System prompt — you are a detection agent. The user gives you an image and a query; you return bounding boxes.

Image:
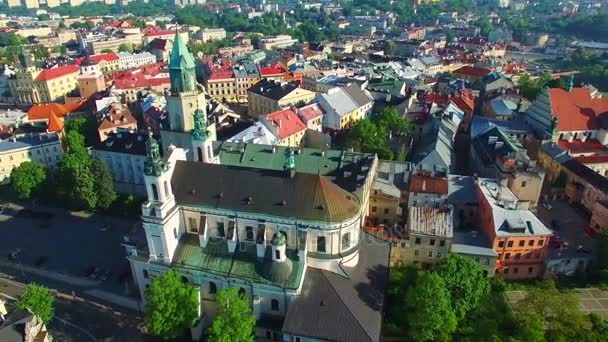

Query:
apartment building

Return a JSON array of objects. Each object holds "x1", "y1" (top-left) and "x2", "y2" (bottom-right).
[
  {"x1": 234, "y1": 63, "x2": 261, "y2": 102},
  {"x1": 316, "y1": 84, "x2": 373, "y2": 131},
  {"x1": 196, "y1": 28, "x2": 227, "y2": 43},
  {"x1": 76, "y1": 52, "x2": 120, "y2": 75},
  {"x1": 260, "y1": 108, "x2": 307, "y2": 147},
  {"x1": 9, "y1": 63, "x2": 79, "y2": 104},
  {"x1": 259, "y1": 35, "x2": 298, "y2": 50},
  {"x1": 0, "y1": 133, "x2": 63, "y2": 184},
  {"x1": 475, "y1": 178, "x2": 552, "y2": 279},
  {"x1": 86, "y1": 37, "x2": 133, "y2": 54},
  {"x1": 247, "y1": 80, "x2": 316, "y2": 118},
  {"x1": 205, "y1": 67, "x2": 237, "y2": 103},
  {"x1": 117, "y1": 52, "x2": 157, "y2": 70}
]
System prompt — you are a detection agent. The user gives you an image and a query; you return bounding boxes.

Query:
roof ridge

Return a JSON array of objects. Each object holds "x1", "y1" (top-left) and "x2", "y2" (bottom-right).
[{"x1": 320, "y1": 270, "x2": 374, "y2": 342}]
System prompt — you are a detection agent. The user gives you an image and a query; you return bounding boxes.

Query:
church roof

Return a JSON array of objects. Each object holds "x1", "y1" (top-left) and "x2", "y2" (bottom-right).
[
  {"x1": 171, "y1": 161, "x2": 361, "y2": 223},
  {"x1": 548, "y1": 87, "x2": 608, "y2": 131},
  {"x1": 169, "y1": 30, "x2": 195, "y2": 70}
]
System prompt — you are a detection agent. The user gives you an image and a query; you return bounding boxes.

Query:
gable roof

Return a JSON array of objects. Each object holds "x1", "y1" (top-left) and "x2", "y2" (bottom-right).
[
  {"x1": 248, "y1": 80, "x2": 302, "y2": 100},
  {"x1": 454, "y1": 65, "x2": 491, "y2": 78},
  {"x1": 548, "y1": 87, "x2": 608, "y2": 131},
  {"x1": 298, "y1": 103, "x2": 325, "y2": 121},
  {"x1": 265, "y1": 108, "x2": 307, "y2": 139},
  {"x1": 27, "y1": 101, "x2": 86, "y2": 121},
  {"x1": 171, "y1": 161, "x2": 361, "y2": 223},
  {"x1": 410, "y1": 174, "x2": 449, "y2": 194},
  {"x1": 317, "y1": 87, "x2": 359, "y2": 117},
  {"x1": 47, "y1": 112, "x2": 64, "y2": 132},
  {"x1": 282, "y1": 232, "x2": 389, "y2": 342},
  {"x1": 34, "y1": 65, "x2": 79, "y2": 81}
]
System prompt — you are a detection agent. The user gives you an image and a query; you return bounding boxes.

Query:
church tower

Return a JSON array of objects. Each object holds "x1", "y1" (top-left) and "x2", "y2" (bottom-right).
[
  {"x1": 192, "y1": 109, "x2": 218, "y2": 164},
  {"x1": 161, "y1": 30, "x2": 212, "y2": 160},
  {"x1": 78, "y1": 51, "x2": 106, "y2": 98}
]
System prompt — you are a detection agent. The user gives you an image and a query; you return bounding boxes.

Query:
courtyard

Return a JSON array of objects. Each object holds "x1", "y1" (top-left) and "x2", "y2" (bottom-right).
[{"x1": 506, "y1": 287, "x2": 608, "y2": 320}]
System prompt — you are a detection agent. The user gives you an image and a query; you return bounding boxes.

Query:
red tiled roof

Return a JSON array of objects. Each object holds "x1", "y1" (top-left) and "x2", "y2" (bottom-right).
[
  {"x1": 27, "y1": 101, "x2": 86, "y2": 121},
  {"x1": 259, "y1": 66, "x2": 285, "y2": 76},
  {"x1": 548, "y1": 87, "x2": 608, "y2": 131},
  {"x1": 98, "y1": 105, "x2": 137, "y2": 130},
  {"x1": 47, "y1": 112, "x2": 64, "y2": 132},
  {"x1": 297, "y1": 103, "x2": 324, "y2": 121},
  {"x1": 575, "y1": 155, "x2": 608, "y2": 164},
  {"x1": 34, "y1": 65, "x2": 79, "y2": 81},
  {"x1": 209, "y1": 70, "x2": 235, "y2": 80},
  {"x1": 409, "y1": 174, "x2": 449, "y2": 195},
  {"x1": 558, "y1": 139, "x2": 608, "y2": 155},
  {"x1": 453, "y1": 66, "x2": 491, "y2": 78},
  {"x1": 265, "y1": 108, "x2": 307, "y2": 139},
  {"x1": 145, "y1": 28, "x2": 186, "y2": 37}
]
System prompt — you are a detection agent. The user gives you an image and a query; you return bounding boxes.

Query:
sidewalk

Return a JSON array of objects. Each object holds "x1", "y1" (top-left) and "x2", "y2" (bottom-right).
[{"x1": 0, "y1": 259, "x2": 99, "y2": 287}]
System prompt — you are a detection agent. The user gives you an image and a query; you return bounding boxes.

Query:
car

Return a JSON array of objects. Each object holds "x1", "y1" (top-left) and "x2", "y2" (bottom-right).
[{"x1": 542, "y1": 202, "x2": 552, "y2": 210}]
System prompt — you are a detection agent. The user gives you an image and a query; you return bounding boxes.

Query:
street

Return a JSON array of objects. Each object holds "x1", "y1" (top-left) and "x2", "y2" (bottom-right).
[{"x1": 0, "y1": 276, "x2": 147, "y2": 341}]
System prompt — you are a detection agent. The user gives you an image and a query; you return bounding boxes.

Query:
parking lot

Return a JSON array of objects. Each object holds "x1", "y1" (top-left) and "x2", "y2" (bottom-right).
[
  {"x1": 0, "y1": 203, "x2": 137, "y2": 291},
  {"x1": 506, "y1": 287, "x2": 608, "y2": 320},
  {"x1": 535, "y1": 199, "x2": 595, "y2": 252}
]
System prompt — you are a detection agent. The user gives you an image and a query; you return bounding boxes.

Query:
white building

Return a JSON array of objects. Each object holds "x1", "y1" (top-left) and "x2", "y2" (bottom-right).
[
  {"x1": 197, "y1": 28, "x2": 227, "y2": 43},
  {"x1": 117, "y1": 52, "x2": 158, "y2": 70},
  {"x1": 259, "y1": 35, "x2": 298, "y2": 50},
  {"x1": 0, "y1": 133, "x2": 63, "y2": 184}
]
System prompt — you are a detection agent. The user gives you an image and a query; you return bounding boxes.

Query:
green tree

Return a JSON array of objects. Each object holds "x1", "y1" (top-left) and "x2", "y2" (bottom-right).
[
  {"x1": 60, "y1": 153, "x2": 97, "y2": 209},
  {"x1": 145, "y1": 270, "x2": 199, "y2": 339},
  {"x1": 514, "y1": 280, "x2": 592, "y2": 341},
  {"x1": 10, "y1": 161, "x2": 47, "y2": 199},
  {"x1": 16, "y1": 284, "x2": 55, "y2": 324},
  {"x1": 350, "y1": 119, "x2": 394, "y2": 159},
  {"x1": 207, "y1": 287, "x2": 255, "y2": 342},
  {"x1": 118, "y1": 43, "x2": 132, "y2": 53},
  {"x1": 435, "y1": 253, "x2": 489, "y2": 322},
  {"x1": 100, "y1": 48, "x2": 113, "y2": 53},
  {"x1": 406, "y1": 272, "x2": 457, "y2": 341},
  {"x1": 91, "y1": 158, "x2": 116, "y2": 210},
  {"x1": 371, "y1": 106, "x2": 412, "y2": 136}
]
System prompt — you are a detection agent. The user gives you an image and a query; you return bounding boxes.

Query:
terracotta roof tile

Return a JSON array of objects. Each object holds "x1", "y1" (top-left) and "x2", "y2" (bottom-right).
[
  {"x1": 27, "y1": 101, "x2": 86, "y2": 121},
  {"x1": 409, "y1": 174, "x2": 449, "y2": 195},
  {"x1": 549, "y1": 87, "x2": 608, "y2": 131},
  {"x1": 47, "y1": 112, "x2": 64, "y2": 132},
  {"x1": 34, "y1": 65, "x2": 79, "y2": 81},
  {"x1": 453, "y1": 66, "x2": 491, "y2": 78},
  {"x1": 265, "y1": 108, "x2": 307, "y2": 139}
]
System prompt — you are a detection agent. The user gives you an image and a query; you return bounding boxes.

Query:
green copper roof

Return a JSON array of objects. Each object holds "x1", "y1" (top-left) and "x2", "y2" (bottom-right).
[
  {"x1": 214, "y1": 141, "x2": 373, "y2": 177},
  {"x1": 169, "y1": 30, "x2": 195, "y2": 70},
  {"x1": 172, "y1": 235, "x2": 304, "y2": 289},
  {"x1": 271, "y1": 233, "x2": 286, "y2": 246}
]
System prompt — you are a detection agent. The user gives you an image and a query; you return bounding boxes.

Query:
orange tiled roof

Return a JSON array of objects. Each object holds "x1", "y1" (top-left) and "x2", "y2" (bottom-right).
[
  {"x1": 27, "y1": 101, "x2": 86, "y2": 121},
  {"x1": 265, "y1": 108, "x2": 307, "y2": 139},
  {"x1": 409, "y1": 174, "x2": 449, "y2": 195},
  {"x1": 47, "y1": 112, "x2": 64, "y2": 132},
  {"x1": 548, "y1": 87, "x2": 608, "y2": 131}
]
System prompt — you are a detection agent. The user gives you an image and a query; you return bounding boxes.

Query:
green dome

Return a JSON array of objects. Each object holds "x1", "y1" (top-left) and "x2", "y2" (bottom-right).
[{"x1": 271, "y1": 233, "x2": 286, "y2": 246}]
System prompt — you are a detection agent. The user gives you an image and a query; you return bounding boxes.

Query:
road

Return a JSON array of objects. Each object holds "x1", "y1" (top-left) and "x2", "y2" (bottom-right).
[{"x1": 0, "y1": 276, "x2": 147, "y2": 342}]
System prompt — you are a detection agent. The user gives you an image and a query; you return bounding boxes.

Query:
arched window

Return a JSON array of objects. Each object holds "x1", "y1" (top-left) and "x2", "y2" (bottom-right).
[
  {"x1": 271, "y1": 299, "x2": 279, "y2": 311},
  {"x1": 209, "y1": 281, "x2": 217, "y2": 294},
  {"x1": 238, "y1": 287, "x2": 246, "y2": 298},
  {"x1": 151, "y1": 183, "x2": 159, "y2": 201},
  {"x1": 164, "y1": 181, "x2": 169, "y2": 198},
  {"x1": 197, "y1": 147, "x2": 203, "y2": 161},
  {"x1": 275, "y1": 250, "x2": 280, "y2": 259},
  {"x1": 142, "y1": 270, "x2": 149, "y2": 279}
]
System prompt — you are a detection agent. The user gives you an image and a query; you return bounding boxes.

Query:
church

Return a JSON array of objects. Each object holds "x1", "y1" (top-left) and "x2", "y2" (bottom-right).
[{"x1": 126, "y1": 32, "x2": 390, "y2": 342}]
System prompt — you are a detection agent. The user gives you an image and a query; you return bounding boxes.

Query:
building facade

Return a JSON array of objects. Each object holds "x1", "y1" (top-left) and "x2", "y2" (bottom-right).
[{"x1": 0, "y1": 133, "x2": 63, "y2": 184}]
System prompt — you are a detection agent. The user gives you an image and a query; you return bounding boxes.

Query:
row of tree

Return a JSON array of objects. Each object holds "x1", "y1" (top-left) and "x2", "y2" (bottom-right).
[{"x1": 387, "y1": 253, "x2": 608, "y2": 341}]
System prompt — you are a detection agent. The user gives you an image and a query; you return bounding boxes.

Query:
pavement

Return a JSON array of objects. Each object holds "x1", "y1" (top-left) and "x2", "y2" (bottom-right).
[{"x1": 506, "y1": 287, "x2": 608, "y2": 320}]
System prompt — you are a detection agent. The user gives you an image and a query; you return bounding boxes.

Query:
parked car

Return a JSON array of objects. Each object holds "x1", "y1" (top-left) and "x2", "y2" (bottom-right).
[{"x1": 542, "y1": 202, "x2": 552, "y2": 210}]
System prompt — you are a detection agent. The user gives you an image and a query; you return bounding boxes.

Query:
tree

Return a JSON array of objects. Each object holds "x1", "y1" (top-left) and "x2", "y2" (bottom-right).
[
  {"x1": 435, "y1": 254, "x2": 489, "y2": 322},
  {"x1": 350, "y1": 119, "x2": 394, "y2": 159},
  {"x1": 207, "y1": 287, "x2": 255, "y2": 342},
  {"x1": 514, "y1": 280, "x2": 592, "y2": 341},
  {"x1": 406, "y1": 272, "x2": 457, "y2": 341},
  {"x1": 10, "y1": 161, "x2": 47, "y2": 200},
  {"x1": 91, "y1": 158, "x2": 117, "y2": 210},
  {"x1": 100, "y1": 48, "x2": 113, "y2": 53},
  {"x1": 145, "y1": 270, "x2": 199, "y2": 339},
  {"x1": 60, "y1": 153, "x2": 97, "y2": 210},
  {"x1": 118, "y1": 43, "x2": 132, "y2": 53},
  {"x1": 16, "y1": 284, "x2": 55, "y2": 324},
  {"x1": 371, "y1": 106, "x2": 412, "y2": 136}
]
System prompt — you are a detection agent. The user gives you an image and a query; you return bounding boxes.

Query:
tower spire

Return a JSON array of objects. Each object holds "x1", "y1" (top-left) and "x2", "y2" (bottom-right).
[
  {"x1": 144, "y1": 131, "x2": 167, "y2": 176},
  {"x1": 169, "y1": 28, "x2": 196, "y2": 93}
]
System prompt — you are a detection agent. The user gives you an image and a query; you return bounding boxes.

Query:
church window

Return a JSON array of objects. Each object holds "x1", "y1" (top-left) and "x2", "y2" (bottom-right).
[
  {"x1": 317, "y1": 236, "x2": 326, "y2": 253},
  {"x1": 342, "y1": 233, "x2": 351, "y2": 250},
  {"x1": 209, "y1": 281, "x2": 217, "y2": 294},
  {"x1": 151, "y1": 184, "x2": 159, "y2": 201},
  {"x1": 271, "y1": 299, "x2": 279, "y2": 311},
  {"x1": 143, "y1": 270, "x2": 149, "y2": 279},
  {"x1": 275, "y1": 250, "x2": 280, "y2": 259},
  {"x1": 197, "y1": 147, "x2": 203, "y2": 161},
  {"x1": 188, "y1": 217, "x2": 198, "y2": 233},
  {"x1": 217, "y1": 222, "x2": 225, "y2": 237},
  {"x1": 245, "y1": 226, "x2": 254, "y2": 241}
]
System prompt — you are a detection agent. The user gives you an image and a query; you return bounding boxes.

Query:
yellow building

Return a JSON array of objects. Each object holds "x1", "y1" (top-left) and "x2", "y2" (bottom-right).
[
  {"x1": 0, "y1": 133, "x2": 63, "y2": 184},
  {"x1": 205, "y1": 69, "x2": 238, "y2": 103},
  {"x1": 9, "y1": 60, "x2": 80, "y2": 104},
  {"x1": 247, "y1": 80, "x2": 316, "y2": 118}
]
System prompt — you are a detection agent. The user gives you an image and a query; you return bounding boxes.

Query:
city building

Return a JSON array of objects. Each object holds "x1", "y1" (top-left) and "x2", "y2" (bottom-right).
[
  {"x1": 296, "y1": 103, "x2": 324, "y2": 132},
  {"x1": 204, "y1": 66, "x2": 237, "y2": 103},
  {"x1": 233, "y1": 63, "x2": 262, "y2": 103},
  {"x1": 196, "y1": 28, "x2": 227, "y2": 43},
  {"x1": 316, "y1": 84, "x2": 373, "y2": 131},
  {"x1": 259, "y1": 35, "x2": 298, "y2": 50},
  {"x1": 78, "y1": 53, "x2": 107, "y2": 98},
  {"x1": 117, "y1": 52, "x2": 158, "y2": 70},
  {"x1": 247, "y1": 80, "x2": 316, "y2": 118},
  {"x1": 368, "y1": 161, "x2": 411, "y2": 227},
  {"x1": 91, "y1": 131, "x2": 150, "y2": 195},
  {"x1": 76, "y1": 52, "x2": 120, "y2": 75},
  {"x1": 8, "y1": 49, "x2": 79, "y2": 104},
  {"x1": 451, "y1": 231, "x2": 498, "y2": 276},
  {"x1": 97, "y1": 103, "x2": 138, "y2": 142},
  {"x1": 0, "y1": 133, "x2": 63, "y2": 184},
  {"x1": 86, "y1": 37, "x2": 134, "y2": 55},
  {"x1": 475, "y1": 178, "x2": 552, "y2": 279},
  {"x1": 260, "y1": 108, "x2": 307, "y2": 147}
]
